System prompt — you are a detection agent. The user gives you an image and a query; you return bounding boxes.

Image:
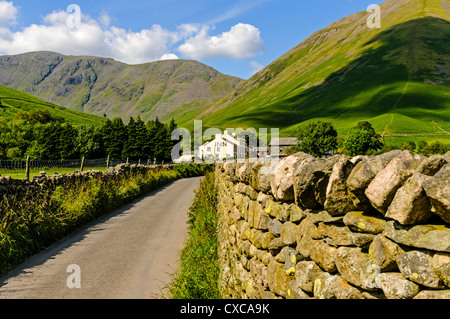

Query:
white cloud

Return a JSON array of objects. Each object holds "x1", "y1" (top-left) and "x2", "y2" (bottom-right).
[
  {"x1": 105, "y1": 25, "x2": 179, "y2": 64},
  {"x1": 177, "y1": 23, "x2": 201, "y2": 38},
  {"x1": 0, "y1": 1, "x2": 17, "y2": 27},
  {"x1": 0, "y1": 5, "x2": 178, "y2": 64},
  {"x1": 177, "y1": 23, "x2": 264, "y2": 60},
  {"x1": 99, "y1": 11, "x2": 111, "y2": 27},
  {"x1": 0, "y1": 2, "x2": 264, "y2": 65}
]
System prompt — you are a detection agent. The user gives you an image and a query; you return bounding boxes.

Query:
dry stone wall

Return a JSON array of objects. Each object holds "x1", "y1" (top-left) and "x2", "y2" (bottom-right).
[
  {"x1": 0, "y1": 163, "x2": 173, "y2": 210},
  {"x1": 216, "y1": 150, "x2": 450, "y2": 299}
]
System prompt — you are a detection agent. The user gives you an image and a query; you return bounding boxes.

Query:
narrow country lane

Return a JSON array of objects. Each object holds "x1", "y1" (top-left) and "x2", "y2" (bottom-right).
[{"x1": 0, "y1": 177, "x2": 202, "y2": 299}]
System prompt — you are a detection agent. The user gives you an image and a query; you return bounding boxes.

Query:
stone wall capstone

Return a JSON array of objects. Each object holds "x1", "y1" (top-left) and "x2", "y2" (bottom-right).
[{"x1": 216, "y1": 150, "x2": 450, "y2": 299}]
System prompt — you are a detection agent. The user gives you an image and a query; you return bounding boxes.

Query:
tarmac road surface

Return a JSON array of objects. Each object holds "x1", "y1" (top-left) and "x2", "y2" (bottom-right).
[{"x1": 0, "y1": 177, "x2": 202, "y2": 299}]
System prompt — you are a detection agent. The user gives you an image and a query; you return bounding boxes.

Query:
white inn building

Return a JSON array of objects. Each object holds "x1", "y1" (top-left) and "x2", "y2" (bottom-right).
[{"x1": 198, "y1": 130, "x2": 246, "y2": 161}]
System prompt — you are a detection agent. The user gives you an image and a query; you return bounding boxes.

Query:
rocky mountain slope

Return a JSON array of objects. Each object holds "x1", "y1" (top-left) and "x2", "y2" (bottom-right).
[{"x1": 0, "y1": 52, "x2": 242, "y2": 125}]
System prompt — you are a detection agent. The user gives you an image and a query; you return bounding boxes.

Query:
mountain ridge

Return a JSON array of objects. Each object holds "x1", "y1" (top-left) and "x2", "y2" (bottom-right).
[{"x1": 0, "y1": 51, "x2": 243, "y2": 126}]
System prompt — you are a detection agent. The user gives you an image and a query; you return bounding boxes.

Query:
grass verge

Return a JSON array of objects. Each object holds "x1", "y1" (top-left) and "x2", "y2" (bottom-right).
[{"x1": 168, "y1": 170, "x2": 220, "y2": 299}]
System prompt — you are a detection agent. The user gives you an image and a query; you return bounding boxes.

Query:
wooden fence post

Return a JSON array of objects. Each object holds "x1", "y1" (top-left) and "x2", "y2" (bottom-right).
[
  {"x1": 26, "y1": 156, "x2": 30, "y2": 180},
  {"x1": 80, "y1": 157, "x2": 85, "y2": 172},
  {"x1": 106, "y1": 155, "x2": 110, "y2": 169}
]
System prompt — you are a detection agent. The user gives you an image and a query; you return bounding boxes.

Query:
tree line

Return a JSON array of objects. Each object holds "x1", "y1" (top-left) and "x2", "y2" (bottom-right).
[
  {"x1": 289, "y1": 120, "x2": 448, "y2": 157},
  {"x1": 0, "y1": 109, "x2": 178, "y2": 161}
]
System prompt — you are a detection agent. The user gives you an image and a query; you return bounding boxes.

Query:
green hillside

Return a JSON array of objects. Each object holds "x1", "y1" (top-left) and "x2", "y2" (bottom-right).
[
  {"x1": 201, "y1": 0, "x2": 450, "y2": 146},
  {"x1": 0, "y1": 85, "x2": 106, "y2": 126}
]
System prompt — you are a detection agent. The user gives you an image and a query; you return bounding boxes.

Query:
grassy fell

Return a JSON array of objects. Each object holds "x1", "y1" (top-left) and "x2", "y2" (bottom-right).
[
  {"x1": 0, "y1": 85, "x2": 106, "y2": 127},
  {"x1": 201, "y1": 0, "x2": 450, "y2": 146}
]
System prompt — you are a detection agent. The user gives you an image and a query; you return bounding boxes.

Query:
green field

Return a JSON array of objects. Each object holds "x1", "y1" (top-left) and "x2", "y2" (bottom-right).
[
  {"x1": 383, "y1": 135, "x2": 450, "y2": 148},
  {"x1": 0, "y1": 85, "x2": 106, "y2": 127}
]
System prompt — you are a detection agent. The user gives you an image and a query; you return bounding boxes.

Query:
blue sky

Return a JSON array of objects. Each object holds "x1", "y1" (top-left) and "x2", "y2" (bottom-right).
[{"x1": 0, "y1": 0, "x2": 383, "y2": 79}]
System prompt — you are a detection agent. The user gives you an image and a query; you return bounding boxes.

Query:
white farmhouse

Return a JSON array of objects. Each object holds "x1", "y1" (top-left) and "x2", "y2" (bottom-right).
[{"x1": 198, "y1": 130, "x2": 246, "y2": 161}]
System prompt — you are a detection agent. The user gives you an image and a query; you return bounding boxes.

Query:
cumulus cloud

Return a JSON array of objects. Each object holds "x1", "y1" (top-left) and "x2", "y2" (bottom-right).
[
  {"x1": 0, "y1": 5, "x2": 178, "y2": 64},
  {"x1": 0, "y1": 2, "x2": 264, "y2": 65},
  {"x1": 177, "y1": 23, "x2": 264, "y2": 60},
  {"x1": 0, "y1": 0, "x2": 17, "y2": 27}
]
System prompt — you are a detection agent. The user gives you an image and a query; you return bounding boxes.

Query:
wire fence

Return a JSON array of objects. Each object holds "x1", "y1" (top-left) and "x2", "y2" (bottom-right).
[{"x1": 0, "y1": 157, "x2": 169, "y2": 176}]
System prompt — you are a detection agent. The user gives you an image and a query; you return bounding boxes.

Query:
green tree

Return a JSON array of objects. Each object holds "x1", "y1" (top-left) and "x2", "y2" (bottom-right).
[
  {"x1": 123, "y1": 117, "x2": 151, "y2": 159},
  {"x1": 37, "y1": 122, "x2": 78, "y2": 160},
  {"x1": 6, "y1": 147, "x2": 21, "y2": 160},
  {"x1": 76, "y1": 126, "x2": 104, "y2": 159},
  {"x1": 101, "y1": 117, "x2": 127, "y2": 159},
  {"x1": 14, "y1": 109, "x2": 64, "y2": 125},
  {"x1": 343, "y1": 121, "x2": 383, "y2": 156},
  {"x1": 401, "y1": 141, "x2": 416, "y2": 152},
  {"x1": 425, "y1": 141, "x2": 448, "y2": 155},
  {"x1": 148, "y1": 117, "x2": 168, "y2": 161},
  {"x1": 165, "y1": 119, "x2": 178, "y2": 161},
  {"x1": 292, "y1": 121, "x2": 337, "y2": 157},
  {"x1": 417, "y1": 141, "x2": 429, "y2": 154}
]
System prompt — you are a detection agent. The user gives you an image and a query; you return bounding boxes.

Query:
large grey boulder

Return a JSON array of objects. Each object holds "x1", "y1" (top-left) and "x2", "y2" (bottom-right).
[
  {"x1": 286, "y1": 280, "x2": 311, "y2": 299},
  {"x1": 280, "y1": 221, "x2": 298, "y2": 246},
  {"x1": 309, "y1": 240, "x2": 338, "y2": 273},
  {"x1": 335, "y1": 247, "x2": 378, "y2": 291},
  {"x1": 324, "y1": 157, "x2": 357, "y2": 216},
  {"x1": 385, "y1": 172, "x2": 433, "y2": 225},
  {"x1": 237, "y1": 161, "x2": 254, "y2": 184},
  {"x1": 383, "y1": 222, "x2": 450, "y2": 252},
  {"x1": 270, "y1": 152, "x2": 313, "y2": 202},
  {"x1": 347, "y1": 150, "x2": 401, "y2": 210},
  {"x1": 294, "y1": 156, "x2": 341, "y2": 209},
  {"x1": 295, "y1": 260, "x2": 324, "y2": 293},
  {"x1": 397, "y1": 250, "x2": 445, "y2": 289},
  {"x1": 251, "y1": 161, "x2": 275, "y2": 193},
  {"x1": 432, "y1": 253, "x2": 450, "y2": 288},
  {"x1": 369, "y1": 234, "x2": 404, "y2": 271},
  {"x1": 313, "y1": 273, "x2": 364, "y2": 299},
  {"x1": 365, "y1": 150, "x2": 426, "y2": 215},
  {"x1": 422, "y1": 164, "x2": 450, "y2": 223},
  {"x1": 343, "y1": 211, "x2": 387, "y2": 234},
  {"x1": 316, "y1": 223, "x2": 375, "y2": 247},
  {"x1": 414, "y1": 290, "x2": 450, "y2": 299},
  {"x1": 379, "y1": 273, "x2": 420, "y2": 299}
]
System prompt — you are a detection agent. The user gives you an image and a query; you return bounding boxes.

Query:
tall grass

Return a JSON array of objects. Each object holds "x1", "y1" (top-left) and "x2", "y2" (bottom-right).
[
  {"x1": 168, "y1": 170, "x2": 220, "y2": 299},
  {"x1": 0, "y1": 164, "x2": 209, "y2": 275}
]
